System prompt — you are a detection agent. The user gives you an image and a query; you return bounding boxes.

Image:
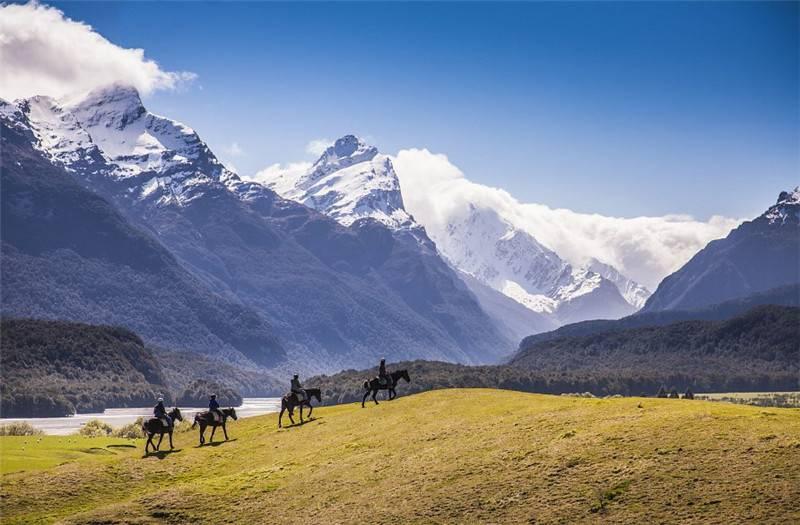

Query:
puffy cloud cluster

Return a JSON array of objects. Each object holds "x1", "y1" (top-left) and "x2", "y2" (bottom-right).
[
  {"x1": 0, "y1": 2, "x2": 195, "y2": 101},
  {"x1": 391, "y1": 148, "x2": 743, "y2": 290},
  {"x1": 247, "y1": 161, "x2": 312, "y2": 189},
  {"x1": 305, "y1": 138, "x2": 333, "y2": 157}
]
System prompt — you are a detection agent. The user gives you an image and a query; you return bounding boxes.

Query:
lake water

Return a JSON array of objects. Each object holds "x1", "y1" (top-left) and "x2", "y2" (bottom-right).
[{"x1": 2, "y1": 397, "x2": 281, "y2": 435}]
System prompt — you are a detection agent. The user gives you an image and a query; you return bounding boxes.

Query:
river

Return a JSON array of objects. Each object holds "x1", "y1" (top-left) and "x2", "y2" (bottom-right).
[{"x1": 2, "y1": 398, "x2": 281, "y2": 435}]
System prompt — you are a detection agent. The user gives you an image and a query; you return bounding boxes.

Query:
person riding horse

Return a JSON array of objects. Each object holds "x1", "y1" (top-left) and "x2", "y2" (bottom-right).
[
  {"x1": 154, "y1": 396, "x2": 172, "y2": 428},
  {"x1": 378, "y1": 358, "x2": 390, "y2": 387},
  {"x1": 291, "y1": 374, "x2": 307, "y2": 402},
  {"x1": 209, "y1": 394, "x2": 223, "y2": 423}
]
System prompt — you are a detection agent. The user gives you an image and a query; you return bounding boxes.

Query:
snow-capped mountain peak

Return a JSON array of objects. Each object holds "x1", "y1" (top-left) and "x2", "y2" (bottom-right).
[
  {"x1": 2, "y1": 84, "x2": 254, "y2": 207},
  {"x1": 764, "y1": 187, "x2": 800, "y2": 225},
  {"x1": 306, "y1": 135, "x2": 378, "y2": 181},
  {"x1": 261, "y1": 134, "x2": 417, "y2": 230},
  {"x1": 585, "y1": 258, "x2": 651, "y2": 309}
]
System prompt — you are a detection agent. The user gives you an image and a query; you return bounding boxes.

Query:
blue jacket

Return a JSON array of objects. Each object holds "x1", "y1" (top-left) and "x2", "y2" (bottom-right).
[
  {"x1": 209, "y1": 399, "x2": 220, "y2": 410},
  {"x1": 154, "y1": 402, "x2": 166, "y2": 417}
]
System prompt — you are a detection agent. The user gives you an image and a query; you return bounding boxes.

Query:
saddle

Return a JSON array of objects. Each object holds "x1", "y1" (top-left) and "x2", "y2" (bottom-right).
[
  {"x1": 210, "y1": 411, "x2": 222, "y2": 423},
  {"x1": 158, "y1": 417, "x2": 170, "y2": 428},
  {"x1": 292, "y1": 390, "x2": 306, "y2": 403},
  {"x1": 377, "y1": 376, "x2": 391, "y2": 387}
]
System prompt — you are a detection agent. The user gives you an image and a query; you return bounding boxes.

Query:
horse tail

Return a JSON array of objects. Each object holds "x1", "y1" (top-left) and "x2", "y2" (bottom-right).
[{"x1": 363, "y1": 380, "x2": 370, "y2": 390}]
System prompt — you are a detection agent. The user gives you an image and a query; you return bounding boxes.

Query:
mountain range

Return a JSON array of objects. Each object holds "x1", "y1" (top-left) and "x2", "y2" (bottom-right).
[
  {"x1": 260, "y1": 135, "x2": 651, "y2": 334},
  {"x1": 2, "y1": 83, "x2": 797, "y2": 381},
  {"x1": 0, "y1": 86, "x2": 511, "y2": 373}
]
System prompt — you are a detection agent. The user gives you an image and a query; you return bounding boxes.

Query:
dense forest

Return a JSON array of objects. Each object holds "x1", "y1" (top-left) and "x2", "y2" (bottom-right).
[
  {"x1": 519, "y1": 284, "x2": 799, "y2": 350},
  {"x1": 1, "y1": 319, "x2": 170, "y2": 416},
  {"x1": 512, "y1": 305, "x2": 799, "y2": 390},
  {"x1": 156, "y1": 350, "x2": 282, "y2": 397},
  {"x1": 176, "y1": 379, "x2": 243, "y2": 408},
  {"x1": 310, "y1": 306, "x2": 799, "y2": 404},
  {"x1": 1, "y1": 319, "x2": 248, "y2": 417}
]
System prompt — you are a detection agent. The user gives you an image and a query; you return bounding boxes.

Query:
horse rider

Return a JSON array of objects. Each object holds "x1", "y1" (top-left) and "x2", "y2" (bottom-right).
[
  {"x1": 291, "y1": 374, "x2": 307, "y2": 402},
  {"x1": 378, "y1": 358, "x2": 390, "y2": 386},
  {"x1": 209, "y1": 393, "x2": 223, "y2": 423},
  {"x1": 154, "y1": 396, "x2": 171, "y2": 428}
]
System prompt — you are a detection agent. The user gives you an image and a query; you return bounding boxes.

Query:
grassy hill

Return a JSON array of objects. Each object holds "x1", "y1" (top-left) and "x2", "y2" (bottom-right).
[{"x1": 2, "y1": 389, "x2": 799, "y2": 524}]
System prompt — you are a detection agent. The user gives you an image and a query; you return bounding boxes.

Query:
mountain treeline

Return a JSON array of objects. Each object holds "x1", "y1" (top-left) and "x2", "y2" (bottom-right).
[
  {"x1": 1, "y1": 319, "x2": 169, "y2": 417},
  {"x1": 0, "y1": 318, "x2": 250, "y2": 417},
  {"x1": 309, "y1": 306, "x2": 799, "y2": 404},
  {"x1": 512, "y1": 305, "x2": 799, "y2": 389}
]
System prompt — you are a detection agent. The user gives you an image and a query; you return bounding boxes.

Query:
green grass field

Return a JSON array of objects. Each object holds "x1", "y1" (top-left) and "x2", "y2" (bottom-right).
[
  {"x1": 1, "y1": 389, "x2": 799, "y2": 524},
  {"x1": 0, "y1": 435, "x2": 138, "y2": 475}
]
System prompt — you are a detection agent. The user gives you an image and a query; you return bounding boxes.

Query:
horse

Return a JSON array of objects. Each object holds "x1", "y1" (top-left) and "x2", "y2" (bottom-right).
[
  {"x1": 278, "y1": 388, "x2": 322, "y2": 428},
  {"x1": 191, "y1": 407, "x2": 238, "y2": 445},
  {"x1": 142, "y1": 407, "x2": 183, "y2": 453},
  {"x1": 362, "y1": 369, "x2": 411, "y2": 407}
]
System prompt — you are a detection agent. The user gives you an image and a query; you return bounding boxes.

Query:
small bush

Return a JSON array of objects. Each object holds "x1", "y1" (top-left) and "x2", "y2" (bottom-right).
[
  {"x1": 0, "y1": 422, "x2": 44, "y2": 436},
  {"x1": 79, "y1": 419, "x2": 113, "y2": 437},
  {"x1": 113, "y1": 417, "x2": 145, "y2": 439}
]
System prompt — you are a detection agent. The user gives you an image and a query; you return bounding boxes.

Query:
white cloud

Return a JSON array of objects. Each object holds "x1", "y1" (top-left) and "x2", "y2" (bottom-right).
[
  {"x1": 305, "y1": 138, "x2": 332, "y2": 157},
  {"x1": 391, "y1": 148, "x2": 743, "y2": 290},
  {"x1": 224, "y1": 142, "x2": 244, "y2": 157},
  {"x1": 0, "y1": 3, "x2": 196, "y2": 101},
  {"x1": 243, "y1": 161, "x2": 312, "y2": 194}
]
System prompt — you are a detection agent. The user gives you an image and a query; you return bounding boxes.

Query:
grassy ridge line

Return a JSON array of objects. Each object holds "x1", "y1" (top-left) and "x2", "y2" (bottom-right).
[{"x1": 1, "y1": 389, "x2": 799, "y2": 524}]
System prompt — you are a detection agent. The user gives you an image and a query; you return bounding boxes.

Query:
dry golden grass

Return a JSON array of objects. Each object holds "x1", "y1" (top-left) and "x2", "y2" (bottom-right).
[{"x1": 2, "y1": 389, "x2": 799, "y2": 524}]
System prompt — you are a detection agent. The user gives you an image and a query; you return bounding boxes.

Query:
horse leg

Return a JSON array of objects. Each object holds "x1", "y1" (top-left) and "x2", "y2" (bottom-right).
[
  {"x1": 145, "y1": 433, "x2": 152, "y2": 453},
  {"x1": 362, "y1": 390, "x2": 370, "y2": 408},
  {"x1": 223, "y1": 423, "x2": 229, "y2": 441},
  {"x1": 300, "y1": 405, "x2": 304, "y2": 424},
  {"x1": 156, "y1": 433, "x2": 164, "y2": 451},
  {"x1": 388, "y1": 388, "x2": 395, "y2": 400},
  {"x1": 288, "y1": 408, "x2": 295, "y2": 426},
  {"x1": 372, "y1": 388, "x2": 379, "y2": 405},
  {"x1": 279, "y1": 406, "x2": 285, "y2": 428},
  {"x1": 210, "y1": 425, "x2": 216, "y2": 443},
  {"x1": 169, "y1": 431, "x2": 174, "y2": 450},
  {"x1": 307, "y1": 403, "x2": 313, "y2": 419},
  {"x1": 199, "y1": 423, "x2": 205, "y2": 445}
]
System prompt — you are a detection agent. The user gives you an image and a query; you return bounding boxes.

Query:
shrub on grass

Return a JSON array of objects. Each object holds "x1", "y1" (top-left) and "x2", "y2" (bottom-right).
[
  {"x1": 113, "y1": 417, "x2": 145, "y2": 439},
  {"x1": 0, "y1": 422, "x2": 44, "y2": 436},
  {"x1": 79, "y1": 419, "x2": 113, "y2": 437}
]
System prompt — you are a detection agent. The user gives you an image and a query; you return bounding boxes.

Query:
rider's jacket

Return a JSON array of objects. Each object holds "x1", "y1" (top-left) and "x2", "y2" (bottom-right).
[
  {"x1": 154, "y1": 402, "x2": 166, "y2": 417},
  {"x1": 209, "y1": 399, "x2": 220, "y2": 411},
  {"x1": 379, "y1": 360, "x2": 387, "y2": 378},
  {"x1": 291, "y1": 378, "x2": 303, "y2": 392}
]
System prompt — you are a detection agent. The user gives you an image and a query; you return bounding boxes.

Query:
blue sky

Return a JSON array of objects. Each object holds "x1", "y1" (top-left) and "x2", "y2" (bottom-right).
[{"x1": 45, "y1": 2, "x2": 800, "y2": 219}]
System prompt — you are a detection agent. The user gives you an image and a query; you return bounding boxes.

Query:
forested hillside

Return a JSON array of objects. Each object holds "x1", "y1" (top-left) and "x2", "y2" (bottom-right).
[
  {"x1": 519, "y1": 284, "x2": 799, "y2": 349},
  {"x1": 310, "y1": 306, "x2": 799, "y2": 404},
  {"x1": 512, "y1": 305, "x2": 799, "y2": 390},
  {"x1": 1, "y1": 319, "x2": 169, "y2": 417}
]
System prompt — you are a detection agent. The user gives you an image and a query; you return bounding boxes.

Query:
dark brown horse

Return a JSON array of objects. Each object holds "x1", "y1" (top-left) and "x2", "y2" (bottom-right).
[
  {"x1": 142, "y1": 407, "x2": 183, "y2": 453},
  {"x1": 279, "y1": 388, "x2": 321, "y2": 428},
  {"x1": 191, "y1": 407, "x2": 238, "y2": 445},
  {"x1": 362, "y1": 369, "x2": 410, "y2": 407}
]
